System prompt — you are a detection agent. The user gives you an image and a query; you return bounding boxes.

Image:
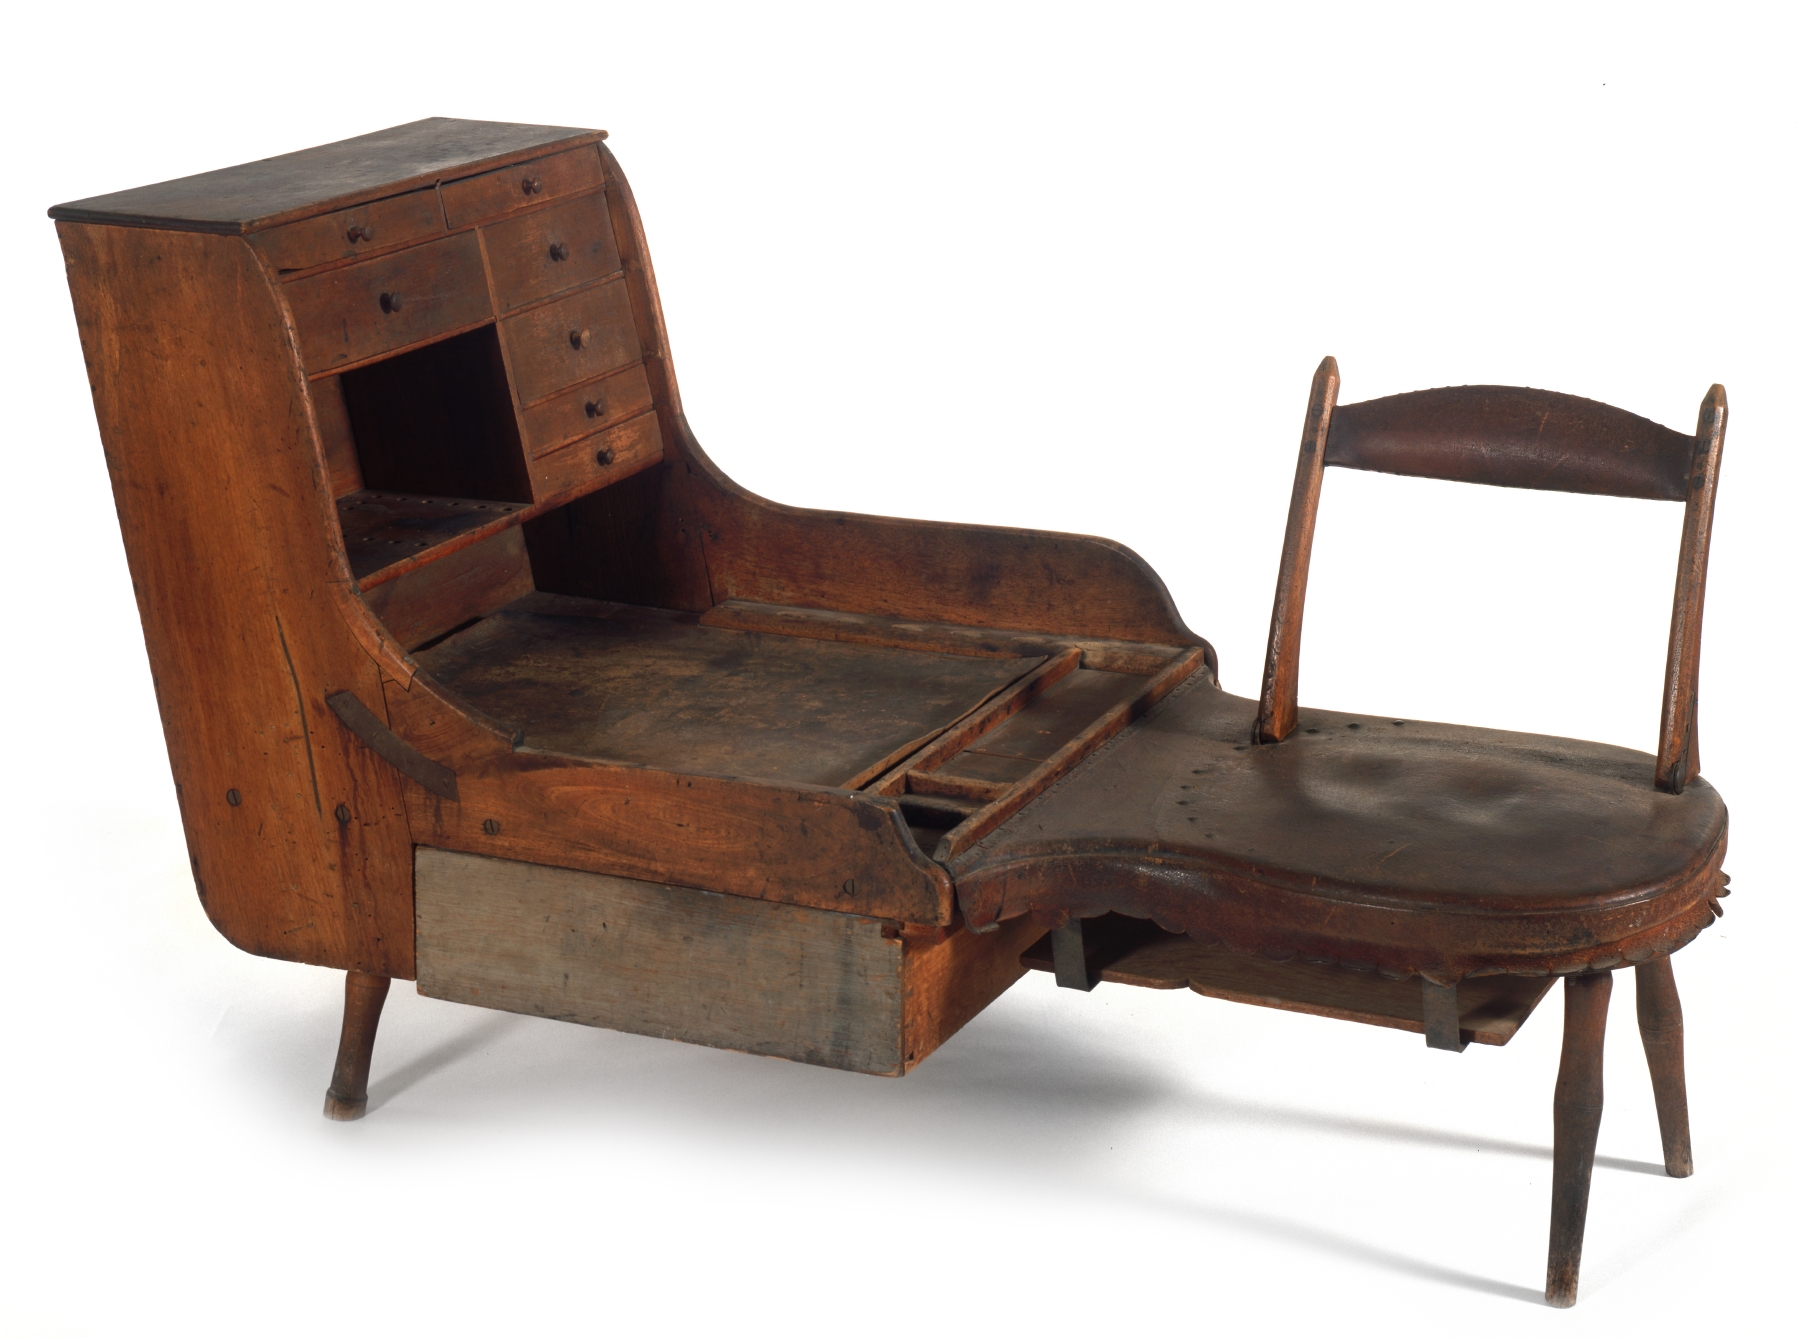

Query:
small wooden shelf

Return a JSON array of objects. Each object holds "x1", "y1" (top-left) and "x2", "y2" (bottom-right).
[
  {"x1": 337, "y1": 490, "x2": 527, "y2": 582},
  {"x1": 1022, "y1": 915, "x2": 1556, "y2": 1047}
]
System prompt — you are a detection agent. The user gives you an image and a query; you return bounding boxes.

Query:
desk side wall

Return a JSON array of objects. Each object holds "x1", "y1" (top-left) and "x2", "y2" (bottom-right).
[{"x1": 57, "y1": 221, "x2": 418, "y2": 978}]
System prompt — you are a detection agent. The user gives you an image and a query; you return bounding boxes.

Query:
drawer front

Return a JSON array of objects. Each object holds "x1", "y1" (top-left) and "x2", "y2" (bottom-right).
[
  {"x1": 441, "y1": 146, "x2": 606, "y2": 230},
  {"x1": 483, "y1": 194, "x2": 621, "y2": 314},
  {"x1": 499, "y1": 279, "x2": 640, "y2": 405},
  {"x1": 256, "y1": 189, "x2": 444, "y2": 273},
  {"x1": 287, "y1": 233, "x2": 491, "y2": 373},
  {"x1": 520, "y1": 363, "x2": 654, "y2": 457},
  {"x1": 529, "y1": 410, "x2": 663, "y2": 504}
]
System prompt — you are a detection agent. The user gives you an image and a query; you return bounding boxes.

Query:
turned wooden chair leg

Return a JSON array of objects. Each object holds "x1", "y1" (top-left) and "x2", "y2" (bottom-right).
[
  {"x1": 1635, "y1": 955, "x2": 1694, "y2": 1177},
  {"x1": 323, "y1": 970, "x2": 391, "y2": 1121},
  {"x1": 1546, "y1": 969, "x2": 1612, "y2": 1308}
]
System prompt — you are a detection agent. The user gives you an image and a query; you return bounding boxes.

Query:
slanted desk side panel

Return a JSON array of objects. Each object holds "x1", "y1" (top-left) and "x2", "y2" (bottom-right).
[{"x1": 58, "y1": 222, "x2": 418, "y2": 978}]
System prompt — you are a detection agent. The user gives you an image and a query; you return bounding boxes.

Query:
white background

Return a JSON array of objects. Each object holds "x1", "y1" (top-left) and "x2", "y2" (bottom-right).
[{"x1": 3, "y1": 3, "x2": 1794, "y2": 1334}]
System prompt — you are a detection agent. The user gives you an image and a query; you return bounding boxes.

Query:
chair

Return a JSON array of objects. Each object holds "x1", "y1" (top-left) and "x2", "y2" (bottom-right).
[{"x1": 952, "y1": 359, "x2": 1729, "y2": 1306}]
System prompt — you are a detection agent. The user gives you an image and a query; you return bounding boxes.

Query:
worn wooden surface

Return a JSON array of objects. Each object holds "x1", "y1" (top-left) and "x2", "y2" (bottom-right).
[
  {"x1": 385, "y1": 666, "x2": 955, "y2": 924},
  {"x1": 1635, "y1": 956, "x2": 1694, "y2": 1177},
  {"x1": 285, "y1": 232, "x2": 491, "y2": 374},
  {"x1": 49, "y1": 118, "x2": 603, "y2": 233},
  {"x1": 416, "y1": 595, "x2": 1042, "y2": 787},
  {"x1": 932, "y1": 667, "x2": 1147, "y2": 786},
  {"x1": 441, "y1": 145, "x2": 607, "y2": 230},
  {"x1": 519, "y1": 362, "x2": 655, "y2": 458},
  {"x1": 1020, "y1": 917, "x2": 1555, "y2": 1045},
  {"x1": 337, "y1": 491, "x2": 528, "y2": 582},
  {"x1": 500, "y1": 275, "x2": 640, "y2": 405},
  {"x1": 312, "y1": 376, "x2": 363, "y2": 497},
  {"x1": 323, "y1": 971, "x2": 391, "y2": 1120},
  {"x1": 255, "y1": 187, "x2": 444, "y2": 274},
  {"x1": 1547, "y1": 971, "x2": 1612, "y2": 1307},
  {"x1": 482, "y1": 191, "x2": 621, "y2": 312},
  {"x1": 57, "y1": 222, "x2": 416, "y2": 977},
  {"x1": 952, "y1": 678, "x2": 1726, "y2": 979},
  {"x1": 527, "y1": 411, "x2": 663, "y2": 506},
  {"x1": 1656, "y1": 385, "x2": 1727, "y2": 793},
  {"x1": 360, "y1": 525, "x2": 534, "y2": 651},
  {"x1": 416, "y1": 850, "x2": 1034, "y2": 1075}
]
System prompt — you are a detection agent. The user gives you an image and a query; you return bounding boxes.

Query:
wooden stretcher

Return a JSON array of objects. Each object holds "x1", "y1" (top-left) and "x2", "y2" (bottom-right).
[{"x1": 50, "y1": 118, "x2": 1728, "y2": 1307}]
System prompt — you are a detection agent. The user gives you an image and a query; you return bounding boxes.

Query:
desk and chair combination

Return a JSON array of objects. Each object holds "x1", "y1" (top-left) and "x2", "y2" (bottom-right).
[{"x1": 51, "y1": 118, "x2": 1728, "y2": 1306}]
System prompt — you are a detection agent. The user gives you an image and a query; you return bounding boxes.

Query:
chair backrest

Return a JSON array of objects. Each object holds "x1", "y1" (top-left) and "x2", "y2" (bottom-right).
[{"x1": 1254, "y1": 359, "x2": 1727, "y2": 793}]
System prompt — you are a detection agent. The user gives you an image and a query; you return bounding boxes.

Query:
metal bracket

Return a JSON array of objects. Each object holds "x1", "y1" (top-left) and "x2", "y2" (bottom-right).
[{"x1": 1422, "y1": 979, "x2": 1468, "y2": 1052}]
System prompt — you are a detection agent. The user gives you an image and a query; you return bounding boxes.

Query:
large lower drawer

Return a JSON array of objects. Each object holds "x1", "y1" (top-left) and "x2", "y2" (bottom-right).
[
  {"x1": 286, "y1": 232, "x2": 490, "y2": 373},
  {"x1": 499, "y1": 278, "x2": 639, "y2": 405},
  {"x1": 414, "y1": 848, "x2": 1040, "y2": 1076}
]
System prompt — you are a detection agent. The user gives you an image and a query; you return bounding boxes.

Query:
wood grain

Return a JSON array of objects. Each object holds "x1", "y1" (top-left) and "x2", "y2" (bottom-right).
[
  {"x1": 499, "y1": 276, "x2": 640, "y2": 405},
  {"x1": 527, "y1": 410, "x2": 663, "y2": 506},
  {"x1": 441, "y1": 145, "x2": 607, "y2": 230},
  {"x1": 284, "y1": 232, "x2": 491, "y2": 373},
  {"x1": 481, "y1": 191, "x2": 621, "y2": 313},
  {"x1": 57, "y1": 222, "x2": 416, "y2": 977},
  {"x1": 255, "y1": 187, "x2": 443, "y2": 274},
  {"x1": 360, "y1": 524, "x2": 534, "y2": 650},
  {"x1": 520, "y1": 362, "x2": 654, "y2": 458}
]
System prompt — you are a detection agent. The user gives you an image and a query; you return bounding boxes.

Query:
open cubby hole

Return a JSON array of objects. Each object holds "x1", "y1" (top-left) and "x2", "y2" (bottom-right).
[{"x1": 340, "y1": 324, "x2": 532, "y2": 504}]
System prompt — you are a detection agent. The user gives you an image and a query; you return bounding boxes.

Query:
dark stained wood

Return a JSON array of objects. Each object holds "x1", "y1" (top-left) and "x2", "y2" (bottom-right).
[
  {"x1": 1327, "y1": 384, "x2": 1697, "y2": 501},
  {"x1": 900, "y1": 913, "x2": 1044, "y2": 1071},
  {"x1": 50, "y1": 118, "x2": 603, "y2": 233},
  {"x1": 481, "y1": 191, "x2": 621, "y2": 313},
  {"x1": 905, "y1": 772, "x2": 1011, "y2": 804},
  {"x1": 57, "y1": 221, "x2": 416, "y2": 978},
  {"x1": 1020, "y1": 917, "x2": 1557, "y2": 1045},
  {"x1": 700, "y1": 600, "x2": 1191, "y2": 673},
  {"x1": 519, "y1": 362, "x2": 654, "y2": 458},
  {"x1": 1420, "y1": 979, "x2": 1469, "y2": 1052},
  {"x1": 325, "y1": 691, "x2": 459, "y2": 801},
  {"x1": 1050, "y1": 921, "x2": 1094, "y2": 991},
  {"x1": 500, "y1": 276, "x2": 640, "y2": 405},
  {"x1": 384, "y1": 669, "x2": 954, "y2": 924},
  {"x1": 255, "y1": 188, "x2": 444, "y2": 274},
  {"x1": 935, "y1": 647, "x2": 1208, "y2": 861},
  {"x1": 441, "y1": 145, "x2": 607, "y2": 230},
  {"x1": 360, "y1": 525, "x2": 534, "y2": 651},
  {"x1": 338, "y1": 323, "x2": 533, "y2": 504},
  {"x1": 1547, "y1": 971, "x2": 1612, "y2": 1307},
  {"x1": 952, "y1": 680, "x2": 1727, "y2": 979},
  {"x1": 413, "y1": 595, "x2": 1043, "y2": 788},
  {"x1": 1255, "y1": 355, "x2": 1338, "y2": 744},
  {"x1": 336, "y1": 491, "x2": 529, "y2": 582},
  {"x1": 1635, "y1": 956, "x2": 1694, "y2": 1177},
  {"x1": 323, "y1": 971, "x2": 391, "y2": 1121},
  {"x1": 527, "y1": 410, "x2": 663, "y2": 506},
  {"x1": 312, "y1": 376, "x2": 362, "y2": 497},
  {"x1": 1656, "y1": 385, "x2": 1727, "y2": 793},
  {"x1": 284, "y1": 232, "x2": 491, "y2": 374},
  {"x1": 931, "y1": 666, "x2": 1148, "y2": 786}
]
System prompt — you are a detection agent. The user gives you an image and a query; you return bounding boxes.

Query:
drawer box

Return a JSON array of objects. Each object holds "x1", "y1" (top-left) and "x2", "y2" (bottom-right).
[
  {"x1": 287, "y1": 232, "x2": 491, "y2": 373},
  {"x1": 255, "y1": 188, "x2": 444, "y2": 273},
  {"x1": 499, "y1": 278, "x2": 639, "y2": 405},
  {"x1": 520, "y1": 363, "x2": 653, "y2": 456},
  {"x1": 528, "y1": 409, "x2": 662, "y2": 503},
  {"x1": 483, "y1": 194, "x2": 621, "y2": 314},
  {"x1": 441, "y1": 146, "x2": 606, "y2": 229}
]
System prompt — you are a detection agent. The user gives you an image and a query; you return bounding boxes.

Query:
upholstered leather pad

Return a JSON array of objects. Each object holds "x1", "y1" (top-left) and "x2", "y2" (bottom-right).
[{"x1": 949, "y1": 677, "x2": 1726, "y2": 981}]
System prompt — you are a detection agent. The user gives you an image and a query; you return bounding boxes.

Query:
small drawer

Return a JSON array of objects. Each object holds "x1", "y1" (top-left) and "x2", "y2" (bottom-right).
[
  {"x1": 256, "y1": 189, "x2": 444, "y2": 273},
  {"x1": 499, "y1": 279, "x2": 639, "y2": 405},
  {"x1": 441, "y1": 146, "x2": 606, "y2": 230},
  {"x1": 529, "y1": 410, "x2": 663, "y2": 504},
  {"x1": 287, "y1": 233, "x2": 491, "y2": 373},
  {"x1": 521, "y1": 364, "x2": 654, "y2": 457},
  {"x1": 483, "y1": 194, "x2": 622, "y2": 314}
]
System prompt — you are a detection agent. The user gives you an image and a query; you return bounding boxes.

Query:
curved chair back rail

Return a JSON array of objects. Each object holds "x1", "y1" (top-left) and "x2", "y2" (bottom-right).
[{"x1": 1255, "y1": 359, "x2": 1728, "y2": 793}]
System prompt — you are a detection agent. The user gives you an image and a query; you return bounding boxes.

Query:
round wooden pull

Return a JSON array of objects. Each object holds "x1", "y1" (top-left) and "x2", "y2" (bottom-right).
[
  {"x1": 347, "y1": 224, "x2": 375, "y2": 243},
  {"x1": 570, "y1": 328, "x2": 591, "y2": 349},
  {"x1": 522, "y1": 175, "x2": 543, "y2": 195},
  {"x1": 584, "y1": 398, "x2": 606, "y2": 418},
  {"x1": 549, "y1": 242, "x2": 569, "y2": 262},
  {"x1": 595, "y1": 447, "x2": 615, "y2": 467},
  {"x1": 380, "y1": 291, "x2": 402, "y2": 313}
]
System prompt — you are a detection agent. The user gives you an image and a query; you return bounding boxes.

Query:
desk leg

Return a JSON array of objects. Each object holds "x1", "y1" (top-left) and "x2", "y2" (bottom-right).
[
  {"x1": 1635, "y1": 956, "x2": 1694, "y2": 1177},
  {"x1": 323, "y1": 970, "x2": 391, "y2": 1121},
  {"x1": 1546, "y1": 969, "x2": 1611, "y2": 1307}
]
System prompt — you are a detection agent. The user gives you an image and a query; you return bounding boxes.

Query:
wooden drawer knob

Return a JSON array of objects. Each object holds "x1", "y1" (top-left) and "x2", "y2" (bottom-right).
[
  {"x1": 570, "y1": 328, "x2": 591, "y2": 349},
  {"x1": 346, "y1": 224, "x2": 375, "y2": 243},
  {"x1": 584, "y1": 397, "x2": 606, "y2": 418},
  {"x1": 594, "y1": 446, "x2": 615, "y2": 466},
  {"x1": 379, "y1": 291, "x2": 403, "y2": 313},
  {"x1": 522, "y1": 175, "x2": 543, "y2": 195},
  {"x1": 548, "y1": 241, "x2": 569, "y2": 262}
]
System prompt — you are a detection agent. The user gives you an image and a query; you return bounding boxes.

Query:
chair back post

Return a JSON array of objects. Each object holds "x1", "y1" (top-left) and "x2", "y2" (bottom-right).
[
  {"x1": 1255, "y1": 356, "x2": 1340, "y2": 743},
  {"x1": 1655, "y1": 385, "x2": 1728, "y2": 793}
]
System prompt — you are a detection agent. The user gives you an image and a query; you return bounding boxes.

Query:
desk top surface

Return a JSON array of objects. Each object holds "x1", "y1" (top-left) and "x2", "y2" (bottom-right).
[{"x1": 49, "y1": 117, "x2": 604, "y2": 234}]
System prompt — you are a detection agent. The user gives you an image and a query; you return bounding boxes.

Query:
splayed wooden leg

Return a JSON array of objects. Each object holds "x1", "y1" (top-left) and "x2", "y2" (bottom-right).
[
  {"x1": 323, "y1": 970, "x2": 391, "y2": 1121},
  {"x1": 1635, "y1": 956, "x2": 1693, "y2": 1177},
  {"x1": 1546, "y1": 970, "x2": 1611, "y2": 1308}
]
